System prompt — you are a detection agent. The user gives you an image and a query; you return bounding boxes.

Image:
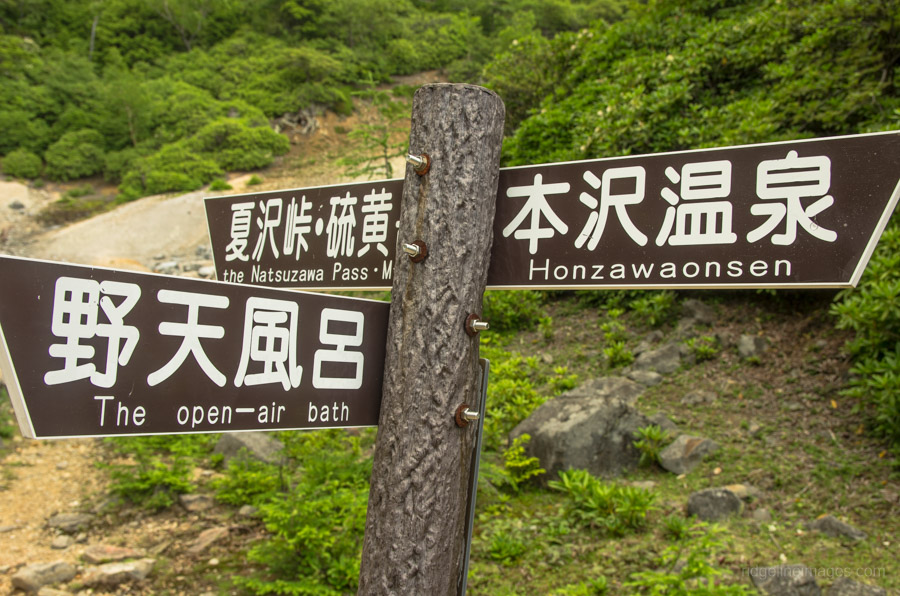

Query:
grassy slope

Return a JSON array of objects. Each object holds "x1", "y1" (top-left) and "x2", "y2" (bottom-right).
[{"x1": 469, "y1": 291, "x2": 898, "y2": 594}]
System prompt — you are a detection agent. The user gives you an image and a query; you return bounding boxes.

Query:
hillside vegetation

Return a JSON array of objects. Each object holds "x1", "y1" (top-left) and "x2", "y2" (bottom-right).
[
  {"x1": 0, "y1": 0, "x2": 628, "y2": 199},
  {"x1": 1, "y1": 0, "x2": 899, "y2": 594}
]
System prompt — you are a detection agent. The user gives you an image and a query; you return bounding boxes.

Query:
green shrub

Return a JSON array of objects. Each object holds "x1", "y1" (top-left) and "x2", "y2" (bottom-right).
[
  {"x1": 483, "y1": 377, "x2": 545, "y2": 451},
  {"x1": 209, "y1": 178, "x2": 232, "y2": 191},
  {"x1": 549, "y1": 366, "x2": 579, "y2": 394},
  {"x1": 235, "y1": 442, "x2": 370, "y2": 595},
  {"x1": 832, "y1": 223, "x2": 900, "y2": 449},
  {"x1": 603, "y1": 340, "x2": 634, "y2": 369},
  {"x1": 633, "y1": 424, "x2": 671, "y2": 468},
  {"x1": 2, "y1": 148, "x2": 42, "y2": 179},
  {"x1": 630, "y1": 291, "x2": 679, "y2": 328},
  {"x1": 0, "y1": 385, "x2": 17, "y2": 440},
  {"x1": 102, "y1": 435, "x2": 218, "y2": 510},
  {"x1": 213, "y1": 458, "x2": 285, "y2": 507},
  {"x1": 684, "y1": 335, "x2": 720, "y2": 363},
  {"x1": 482, "y1": 290, "x2": 545, "y2": 333},
  {"x1": 626, "y1": 522, "x2": 752, "y2": 595},
  {"x1": 247, "y1": 174, "x2": 263, "y2": 185},
  {"x1": 119, "y1": 144, "x2": 222, "y2": 200},
  {"x1": 552, "y1": 578, "x2": 609, "y2": 596},
  {"x1": 44, "y1": 129, "x2": 106, "y2": 181},
  {"x1": 501, "y1": 434, "x2": 545, "y2": 492},
  {"x1": 548, "y1": 469, "x2": 656, "y2": 536},
  {"x1": 190, "y1": 118, "x2": 290, "y2": 171}
]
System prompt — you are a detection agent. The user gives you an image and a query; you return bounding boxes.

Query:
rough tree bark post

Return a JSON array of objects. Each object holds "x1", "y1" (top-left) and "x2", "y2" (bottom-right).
[{"x1": 357, "y1": 84, "x2": 505, "y2": 595}]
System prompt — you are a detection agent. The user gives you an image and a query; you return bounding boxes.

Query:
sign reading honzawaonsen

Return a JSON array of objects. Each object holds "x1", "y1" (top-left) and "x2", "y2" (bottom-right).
[
  {"x1": 205, "y1": 131, "x2": 900, "y2": 290},
  {"x1": 0, "y1": 255, "x2": 389, "y2": 439}
]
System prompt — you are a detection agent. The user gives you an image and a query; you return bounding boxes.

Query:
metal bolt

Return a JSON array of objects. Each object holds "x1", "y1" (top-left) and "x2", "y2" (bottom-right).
[
  {"x1": 402, "y1": 240, "x2": 428, "y2": 263},
  {"x1": 455, "y1": 404, "x2": 479, "y2": 427},
  {"x1": 465, "y1": 314, "x2": 489, "y2": 336},
  {"x1": 406, "y1": 153, "x2": 431, "y2": 175}
]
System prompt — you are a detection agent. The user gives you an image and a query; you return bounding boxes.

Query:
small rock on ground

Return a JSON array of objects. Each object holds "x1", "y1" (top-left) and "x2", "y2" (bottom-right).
[
  {"x1": 47, "y1": 512, "x2": 92, "y2": 534},
  {"x1": 188, "y1": 526, "x2": 230, "y2": 555},
  {"x1": 687, "y1": 487, "x2": 743, "y2": 521},
  {"x1": 82, "y1": 544, "x2": 146, "y2": 564},
  {"x1": 806, "y1": 515, "x2": 867, "y2": 541},
  {"x1": 180, "y1": 493, "x2": 215, "y2": 512},
  {"x1": 11, "y1": 561, "x2": 77, "y2": 592},
  {"x1": 82, "y1": 558, "x2": 156, "y2": 587},
  {"x1": 827, "y1": 577, "x2": 886, "y2": 595},
  {"x1": 660, "y1": 435, "x2": 719, "y2": 475},
  {"x1": 749, "y1": 564, "x2": 820, "y2": 595}
]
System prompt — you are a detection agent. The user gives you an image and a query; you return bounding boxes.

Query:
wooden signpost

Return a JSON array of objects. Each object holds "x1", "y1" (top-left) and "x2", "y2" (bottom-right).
[{"x1": 2, "y1": 83, "x2": 900, "y2": 595}]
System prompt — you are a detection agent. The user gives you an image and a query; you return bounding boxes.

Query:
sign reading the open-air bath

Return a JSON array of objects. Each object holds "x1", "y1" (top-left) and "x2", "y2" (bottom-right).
[
  {"x1": 205, "y1": 131, "x2": 900, "y2": 290},
  {"x1": 0, "y1": 256, "x2": 389, "y2": 439}
]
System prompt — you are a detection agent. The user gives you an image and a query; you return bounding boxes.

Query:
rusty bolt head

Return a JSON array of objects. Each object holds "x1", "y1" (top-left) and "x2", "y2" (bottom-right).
[
  {"x1": 403, "y1": 240, "x2": 428, "y2": 263},
  {"x1": 455, "y1": 404, "x2": 478, "y2": 427},
  {"x1": 465, "y1": 314, "x2": 489, "y2": 337},
  {"x1": 406, "y1": 152, "x2": 431, "y2": 175}
]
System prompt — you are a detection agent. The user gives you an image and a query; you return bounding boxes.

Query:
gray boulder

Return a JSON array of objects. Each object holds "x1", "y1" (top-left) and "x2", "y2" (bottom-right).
[
  {"x1": 680, "y1": 298, "x2": 716, "y2": 326},
  {"x1": 510, "y1": 377, "x2": 650, "y2": 480},
  {"x1": 47, "y1": 512, "x2": 93, "y2": 534},
  {"x1": 827, "y1": 577, "x2": 886, "y2": 596},
  {"x1": 750, "y1": 564, "x2": 821, "y2": 595},
  {"x1": 213, "y1": 432, "x2": 284, "y2": 465},
  {"x1": 687, "y1": 487, "x2": 743, "y2": 521},
  {"x1": 627, "y1": 369, "x2": 663, "y2": 387},
  {"x1": 647, "y1": 412, "x2": 678, "y2": 435},
  {"x1": 680, "y1": 389, "x2": 717, "y2": 406},
  {"x1": 659, "y1": 435, "x2": 719, "y2": 475},
  {"x1": 82, "y1": 559, "x2": 156, "y2": 587},
  {"x1": 12, "y1": 562, "x2": 76, "y2": 592},
  {"x1": 633, "y1": 342, "x2": 684, "y2": 374},
  {"x1": 738, "y1": 334, "x2": 768, "y2": 359},
  {"x1": 806, "y1": 515, "x2": 867, "y2": 541}
]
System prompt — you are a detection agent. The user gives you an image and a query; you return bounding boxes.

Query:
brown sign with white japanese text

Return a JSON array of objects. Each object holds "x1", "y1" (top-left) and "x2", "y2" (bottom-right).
[
  {"x1": 489, "y1": 131, "x2": 900, "y2": 289},
  {"x1": 204, "y1": 180, "x2": 403, "y2": 290},
  {"x1": 204, "y1": 132, "x2": 900, "y2": 290},
  {"x1": 0, "y1": 255, "x2": 389, "y2": 439}
]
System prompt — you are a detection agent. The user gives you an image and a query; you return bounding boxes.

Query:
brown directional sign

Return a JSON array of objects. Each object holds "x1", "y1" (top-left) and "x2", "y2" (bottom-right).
[
  {"x1": 0, "y1": 255, "x2": 389, "y2": 439},
  {"x1": 204, "y1": 131, "x2": 900, "y2": 290},
  {"x1": 204, "y1": 180, "x2": 403, "y2": 290},
  {"x1": 489, "y1": 131, "x2": 900, "y2": 289}
]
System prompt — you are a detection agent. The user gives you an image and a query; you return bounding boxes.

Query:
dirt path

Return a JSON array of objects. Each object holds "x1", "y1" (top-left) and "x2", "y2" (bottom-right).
[{"x1": 0, "y1": 438, "x2": 107, "y2": 593}]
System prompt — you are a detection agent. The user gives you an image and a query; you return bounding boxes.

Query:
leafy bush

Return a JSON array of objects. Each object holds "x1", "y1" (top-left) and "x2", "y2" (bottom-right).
[
  {"x1": 626, "y1": 521, "x2": 752, "y2": 595},
  {"x1": 209, "y1": 178, "x2": 233, "y2": 191},
  {"x1": 235, "y1": 438, "x2": 371, "y2": 595},
  {"x1": 119, "y1": 144, "x2": 222, "y2": 200},
  {"x1": 482, "y1": 290, "x2": 545, "y2": 333},
  {"x1": 630, "y1": 291, "x2": 679, "y2": 328},
  {"x1": 0, "y1": 385, "x2": 17, "y2": 440},
  {"x1": 213, "y1": 458, "x2": 285, "y2": 507},
  {"x1": 633, "y1": 424, "x2": 671, "y2": 468},
  {"x1": 684, "y1": 335, "x2": 720, "y2": 363},
  {"x1": 102, "y1": 435, "x2": 218, "y2": 510},
  {"x1": 832, "y1": 223, "x2": 900, "y2": 449},
  {"x1": 603, "y1": 340, "x2": 634, "y2": 369},
  {"x1": 500, "y1": 1, "x2": 900, "y2": 168},
  {"x1": 552, "y1": 578, "x2": 609, "y2": 596},
  {"x1": 2, "y1": 147, "x2": 42, "y2": 179},
  {"x1": 43, "y1": 129, "x2": 106, "y2": 181},
  {"x1": 548, "y1": 469, "x2": 656, "y2": 536},
  {"x1": 549, "y1": 365, "x2": 579, "y2": 394},
  {"x1": 501, "y1": 434, "x2": 546, "y2": 492},
  {"x1": 190, "y1": 118, "x2": 290, "y2": 171},
  {"x1": 483, "y1": 377, "x2": 545, "y2": 451}
]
